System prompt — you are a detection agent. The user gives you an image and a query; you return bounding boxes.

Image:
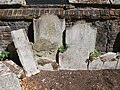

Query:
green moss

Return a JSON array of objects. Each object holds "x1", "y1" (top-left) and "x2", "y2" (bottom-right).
[{"x1": 58, "y1": 43, "x2": 69, "y2": 53}]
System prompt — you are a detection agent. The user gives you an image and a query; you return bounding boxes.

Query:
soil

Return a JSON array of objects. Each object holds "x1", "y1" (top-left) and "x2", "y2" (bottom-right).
[{"x1": 21, "y1": 70, "x2": 120, "y2": 90}]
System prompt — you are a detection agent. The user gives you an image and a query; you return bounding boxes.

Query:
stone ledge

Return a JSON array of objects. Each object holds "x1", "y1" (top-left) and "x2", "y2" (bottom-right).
[
  {"x1": 69, "y1": 0, "x2": 120, "y2": 4},
  {"x1": 0, "y1": 8, "x2": 120, "y2": 20}
]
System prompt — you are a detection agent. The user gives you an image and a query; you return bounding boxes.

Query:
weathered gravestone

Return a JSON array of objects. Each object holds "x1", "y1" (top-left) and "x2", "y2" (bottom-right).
[
  {"x1": 33, "y1": 14, "x2": 65, "y2": 70},
  {"x1": 11, "y1": 29, "x2": 39, "y2": 77},
  {"x1": 59, "y1": 21, "x2": 97, "y2": 70},
  {"x1": 0, "y1": 62, "x2": 22, "y2": 90}
]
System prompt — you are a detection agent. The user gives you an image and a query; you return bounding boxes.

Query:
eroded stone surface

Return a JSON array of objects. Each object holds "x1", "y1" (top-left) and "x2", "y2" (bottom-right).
[
  {"x1": 2, "y1": 60, "x2": 24, "y2": 78},
  {"x1": 102, "y1": 61, "x2": 118, "y2": 69},
  {"x1": 89, "y1": 59, "x2": 103, "y2": 70},
  {"x1": 0, "y1": 62, "x2": 22, "y2": 90}
]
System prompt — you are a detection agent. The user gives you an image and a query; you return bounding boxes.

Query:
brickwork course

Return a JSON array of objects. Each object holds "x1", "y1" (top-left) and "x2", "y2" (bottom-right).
[{"x1": 0, "y1": 1, "x2": 120, "y2": 53}]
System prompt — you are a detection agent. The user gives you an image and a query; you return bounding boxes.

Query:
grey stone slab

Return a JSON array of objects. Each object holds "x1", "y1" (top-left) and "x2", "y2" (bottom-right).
[
  {"x1": 0, "y1": 62, "x2": 22, "y2": 90},
  {"x1": 59, "y1": 21, "x2": 97, "y2": 70}
]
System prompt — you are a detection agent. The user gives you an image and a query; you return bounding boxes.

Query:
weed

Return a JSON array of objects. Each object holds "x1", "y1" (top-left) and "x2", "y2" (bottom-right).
[
  {"x1": 0, "y1": 50, "x2": 9, "y2": 61},
  {"x1": 58, "y1": 44, "x2": 69, "y2": 53}
]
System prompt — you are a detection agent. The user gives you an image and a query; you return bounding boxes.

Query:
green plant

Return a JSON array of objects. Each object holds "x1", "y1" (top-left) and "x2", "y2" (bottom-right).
[
  {"x1": 58, "y1": 43, "x2": 69, "y2": 53},
  {"x1": 89, "y1": 49, "x2": 101, "y2": 62},
  {"x1": 0, "y1": 50, "x2": 9, "y2": 60}
]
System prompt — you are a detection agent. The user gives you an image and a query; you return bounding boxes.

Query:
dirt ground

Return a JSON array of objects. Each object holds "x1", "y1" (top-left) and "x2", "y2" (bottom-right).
[{"x1": 21, "y1": 70, "x2": 120, "y2": 90}]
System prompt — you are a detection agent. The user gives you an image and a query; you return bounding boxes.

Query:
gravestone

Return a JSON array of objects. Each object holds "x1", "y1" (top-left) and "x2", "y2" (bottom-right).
[
  {"x1": 59, "y1": 21, "x2": 97, "y2": 70},
  {"x1": 33, "y1": 14, "x2": 65, "y2": 65},
  {"x1": 0, "y1": 62, "x2": 22, "y2": 90},
  {"x1": 11, "y1": 29, "x2": 39, "y2": 77}
]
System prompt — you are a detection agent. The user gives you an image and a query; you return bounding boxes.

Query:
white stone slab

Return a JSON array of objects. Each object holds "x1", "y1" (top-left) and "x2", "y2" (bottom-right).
[{"x1": 11, "y1": 29, "x2": 39, "y2": 77}]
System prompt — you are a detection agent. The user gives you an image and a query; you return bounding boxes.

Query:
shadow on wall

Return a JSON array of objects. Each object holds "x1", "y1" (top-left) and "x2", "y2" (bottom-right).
[
  {"x1": 26, "y1": 0, "x2": 69, "y2": 4},
  {"x1": 28, "y1": 22, "x2": 34, "y2": 43},
  {"x1": 113, "y1": 32, "x2": 120, "y2": 53},
  {"x1": 6, "y1": 42, "x2": 23, "y2": 67}
]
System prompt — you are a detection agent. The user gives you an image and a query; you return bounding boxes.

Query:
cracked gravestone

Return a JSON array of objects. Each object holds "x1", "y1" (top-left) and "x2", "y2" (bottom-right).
[
  {"x1": 11, "y1": 29, "x2": 39, "y2": 77},
  {"x1": 0, "y1": 62, "x2": 22, "y2": 90},
  {"x1": 59, "y1": 21, "x2": 97, "y2": 70},
  {"x1": 33, "y1": 14, "x2": 65, "y2": 70}
]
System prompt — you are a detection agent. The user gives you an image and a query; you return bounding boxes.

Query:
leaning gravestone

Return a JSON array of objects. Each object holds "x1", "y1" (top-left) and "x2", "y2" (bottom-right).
[
  {"x1": 0, "y1": 62, "x2": 22, "y2": 90},
  {"x1": 11, "y1": 29, "x2": 39, "y2": 77},
  {"x1": 33, "y1": 14, "x2": 65, "y2": 69},
  {"x1": 59, "y1": 21, "x2": 97, "y2": 70}
]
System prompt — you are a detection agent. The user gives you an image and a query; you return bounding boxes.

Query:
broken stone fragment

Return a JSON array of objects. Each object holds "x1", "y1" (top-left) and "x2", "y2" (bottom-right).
[
  {"x1": 37, "y1": 57, "x2": 59, "y2": 70},
  {"x1": 2, "y1": 60, "x2": 24, "y2": 79},
  {"x1": 0, "y1": 62, "x2": 22, "y2": 90},
  {"x1": 89, "y1": 60, "x2": 103, "y2": 70},
  {"x1": 102, "y1": 60, "x2": 118, "y2": 69},
  {"x1": 100, "y1": 52, "x2": 118, "y2": 62}
]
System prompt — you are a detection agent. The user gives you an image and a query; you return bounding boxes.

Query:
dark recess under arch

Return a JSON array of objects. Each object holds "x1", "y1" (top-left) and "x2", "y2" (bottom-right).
[
  {"x1": 113, "y1": 32, "x2": 120, "y2": 53},
  {"x1": 26, "y1": 0, "x2": 69, "y2": 4}
]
